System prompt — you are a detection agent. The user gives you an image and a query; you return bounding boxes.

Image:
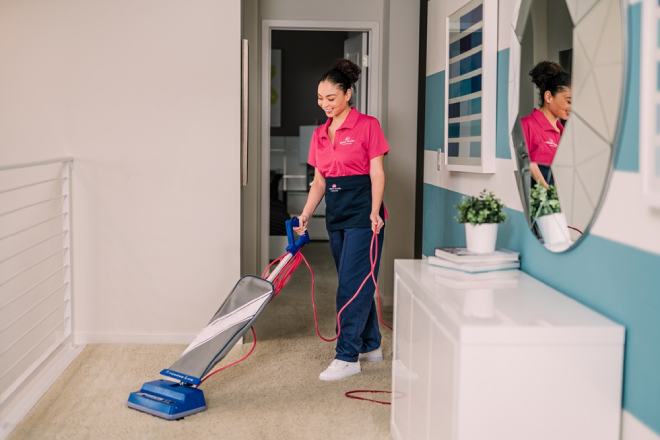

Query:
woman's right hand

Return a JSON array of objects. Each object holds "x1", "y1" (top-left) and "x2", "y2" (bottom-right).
[{"x1": 293, "y1": 214, "x2": 309, "y2": 235}]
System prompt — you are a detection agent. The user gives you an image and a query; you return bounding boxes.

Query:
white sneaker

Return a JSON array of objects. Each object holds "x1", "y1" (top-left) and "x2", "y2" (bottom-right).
[
  {"x1": 319, "y1": 359, "x2": 361, "y2": 381},
  {"x1": 358, "y1": 348, "x2": 383, "y2": 362}
]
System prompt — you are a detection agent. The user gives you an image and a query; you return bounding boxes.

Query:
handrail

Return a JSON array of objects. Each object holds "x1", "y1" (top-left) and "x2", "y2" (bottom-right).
[
  {"x1": 0, "y1": 195, "x2": 67, "y2": 218},
  {"x1": 0, "y1": 156, "x2": 76, "y2": 416},
  {"x1": 0, "y1": 156, "x2": 73, "y2": 172},
  {"x1": 0, "y1": 300, "x2": 68, "y2": 359},
  {"x1": 0, "y1": 177, "x2": 66, "y2": 195},
  {"x1": 0, "y1": 231, "x2": 68, "y2": 265},
  {"x1": 0, "y1": 213, "x2": 67, "y2": 242},
  {"x1": 0, "y1": 266, "x2": 67, "y2": 311},
  {"x1": 0, "y1": 248, "x2": 68, "y2": 289},
  {"x1": 0, "y1": 283, "x2": 67, "y2": 333},
  {"x1": 0, "y1": 314, "x2": 69, "y2": 380}
]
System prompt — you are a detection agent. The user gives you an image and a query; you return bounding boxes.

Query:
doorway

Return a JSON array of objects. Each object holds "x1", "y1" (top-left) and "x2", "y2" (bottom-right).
[
  {"x1": 260, "y1": 20, "x2": 380, "y2": 269},
  {"x1": 268, "y1": 30, "x2": 368, "y2": 258}
]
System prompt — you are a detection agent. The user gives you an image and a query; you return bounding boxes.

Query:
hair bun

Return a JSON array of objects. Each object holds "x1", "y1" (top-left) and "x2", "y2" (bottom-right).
[
  {"x1": 529, "y1": 61, "x2": 565, "y2": 91},
  {"x1": 331, "y1": 58, "x2": 361, "y2": 87}
]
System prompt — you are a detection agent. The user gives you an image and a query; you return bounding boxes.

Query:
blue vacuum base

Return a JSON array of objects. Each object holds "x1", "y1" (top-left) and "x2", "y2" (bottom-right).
[{"x1": 127, "y1": 379, "x2": 206, "y2": 420}]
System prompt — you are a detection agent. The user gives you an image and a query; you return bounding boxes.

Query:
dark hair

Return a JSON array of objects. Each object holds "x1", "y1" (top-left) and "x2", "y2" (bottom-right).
[
  {"x1": 529, "y1": 61, "x2": 571, "y2": 107},
  {"x1": 319, "y1": 59, "x2": 361, "y2": 103}
]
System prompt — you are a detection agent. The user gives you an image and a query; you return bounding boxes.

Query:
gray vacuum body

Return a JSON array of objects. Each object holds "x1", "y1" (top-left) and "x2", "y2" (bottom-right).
[{"x1": 161, "y1": 275, "x2": 274, "y2": 384}]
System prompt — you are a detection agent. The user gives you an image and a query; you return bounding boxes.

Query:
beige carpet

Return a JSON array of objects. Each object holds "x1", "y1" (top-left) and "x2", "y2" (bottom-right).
[{"x1": 8, "y1": 242, "x2": 393, "y2": 440}]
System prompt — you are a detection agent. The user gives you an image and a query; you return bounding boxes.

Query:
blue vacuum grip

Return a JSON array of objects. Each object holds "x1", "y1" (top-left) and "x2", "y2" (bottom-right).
[{"x1": 285, "y1": 217, "x2": 310, "y2": 256}]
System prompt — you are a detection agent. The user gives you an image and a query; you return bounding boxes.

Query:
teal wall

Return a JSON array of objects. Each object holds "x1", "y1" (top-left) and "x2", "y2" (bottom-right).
[
  {"x1": 616, "y1": 3, "x2": 641, "y2": 173},
  {"x1": 422, "y1": 3, "x2": 660, "y2": 435},
  {"x1": 424, "y1": 71, "x2": 444, "y2": 152},
  {"x1": 424, "y1": 49, "x2": 511, "y2": 159}
]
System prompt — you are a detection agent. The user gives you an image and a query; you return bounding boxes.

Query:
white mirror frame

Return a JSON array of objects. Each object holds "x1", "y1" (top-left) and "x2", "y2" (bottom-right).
[{"x1": 508, "y1": 0, "x2": 629, "y2": 252}]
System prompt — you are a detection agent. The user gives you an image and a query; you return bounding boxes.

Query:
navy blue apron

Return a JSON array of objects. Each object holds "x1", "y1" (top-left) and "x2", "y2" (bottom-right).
[
  {"x1": 324, "y1": 175, "x2": 384, "y2": 231},
  {"x1": 531, "y1": 164, "x2": 554, "y2": 188}
]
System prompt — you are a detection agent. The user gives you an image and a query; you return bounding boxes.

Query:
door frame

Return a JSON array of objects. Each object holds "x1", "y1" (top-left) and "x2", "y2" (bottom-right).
[{"x1": 260, "y1": 20, "x2": 381, "y2": 270}]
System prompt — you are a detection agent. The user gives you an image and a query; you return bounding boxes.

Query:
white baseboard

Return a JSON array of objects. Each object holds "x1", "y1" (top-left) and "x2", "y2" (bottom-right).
[
  {"x1": 74, "y1": 332, "x2": 197, "y2": 344},
  {"x1": 0, "y1": 343, "x2": 85, "y2": 440},
  {"x1": 622, "y1": 410, "x2": 660, "y2": 440}
]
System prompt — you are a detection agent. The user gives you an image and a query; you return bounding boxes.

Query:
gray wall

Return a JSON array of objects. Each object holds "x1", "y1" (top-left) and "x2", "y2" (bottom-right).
[
  {"x1": 380, "y1": 0, "x2": 420, "y2": 302},
  {"x1": 241, "y1": 0, "x2": 261, "y2": 279}
]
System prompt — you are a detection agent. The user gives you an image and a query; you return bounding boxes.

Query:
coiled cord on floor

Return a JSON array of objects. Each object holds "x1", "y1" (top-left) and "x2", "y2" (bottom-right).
[{"x1": 344, "y1": 390, "x2": 393, "y2": 405}]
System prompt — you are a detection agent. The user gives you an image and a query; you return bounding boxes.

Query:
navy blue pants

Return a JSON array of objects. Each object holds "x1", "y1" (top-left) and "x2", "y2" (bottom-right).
[{"x1": 328, "y1": 227, "x2": 385, "y2": 362}]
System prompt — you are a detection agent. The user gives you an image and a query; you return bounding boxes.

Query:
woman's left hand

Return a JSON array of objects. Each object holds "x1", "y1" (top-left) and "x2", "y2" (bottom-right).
[{"x1": 370, "y1": 212, "x2": 384, "y2": 234}]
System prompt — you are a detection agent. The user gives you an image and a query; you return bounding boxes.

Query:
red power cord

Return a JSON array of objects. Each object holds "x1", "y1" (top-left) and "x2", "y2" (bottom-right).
[
  {"x1": 345, "y1": 390, "x2": 392, "y2": 405},
  {"x1": 198, "y1": 231, "x2": 393, "y2": 404},
  {"x1": 568, "y1": 226, "x2": 584, "y2": 235},
  {"x1": 198, "y1": 326, "x2": 257, "y2": 386},
  {"x1": 302, "y1": 231, "x2": 391, "y2": 343}
]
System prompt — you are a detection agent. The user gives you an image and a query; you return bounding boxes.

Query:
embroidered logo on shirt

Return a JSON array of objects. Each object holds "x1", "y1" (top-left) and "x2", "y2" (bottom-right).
[
  {"x1": 339, "y1": 136, "x2": 356, "y2": 145},
  {"x1": 545, "y1": 139, "x2": 558, "y2": 148},
  {"x1": 329, "y1": 183, "x2": 341, "y2": 193}
]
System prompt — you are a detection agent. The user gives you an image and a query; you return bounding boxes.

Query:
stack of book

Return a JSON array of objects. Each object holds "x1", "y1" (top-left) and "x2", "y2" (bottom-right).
[{"x1": 428, "y1": 247, "x2": 520, "y2": 275}]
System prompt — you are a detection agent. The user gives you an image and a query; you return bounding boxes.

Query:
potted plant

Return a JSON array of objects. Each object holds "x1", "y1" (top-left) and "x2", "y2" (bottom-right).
[
  {"x1": 454, "y1": 189, "x2": 507, "y2": 254},
  {"x1": 530, "y1": 183, "x2": 570, "y2": 246}
]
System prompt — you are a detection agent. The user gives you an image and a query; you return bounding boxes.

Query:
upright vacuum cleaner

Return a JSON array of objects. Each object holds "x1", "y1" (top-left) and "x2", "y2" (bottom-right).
[{"x1": 127, "y1": 218, "x2": 310, "y2": 419}]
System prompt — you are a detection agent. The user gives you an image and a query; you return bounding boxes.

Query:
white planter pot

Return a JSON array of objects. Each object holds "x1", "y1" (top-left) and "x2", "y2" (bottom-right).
[
  {"x1": 536, "y1": 212, "x2": 571, "y2": 246},
  {"x1": 465, "y1": 223, "x2": 498, "y2": 254}
]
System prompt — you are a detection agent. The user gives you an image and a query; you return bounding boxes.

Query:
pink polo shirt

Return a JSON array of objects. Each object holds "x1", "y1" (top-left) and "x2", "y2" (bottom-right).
[
  {"x1": 520, "y1": 108, "x2": 563, "y2": 165},
  {"x1": 308, "y1": 108, "x2": 389, "y2": 178}
]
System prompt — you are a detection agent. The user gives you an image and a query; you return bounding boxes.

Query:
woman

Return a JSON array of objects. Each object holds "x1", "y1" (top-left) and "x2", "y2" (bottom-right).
[
  {"x1": 521, "y1": 61, "x2": 571, "y2": 188},
  {"x1": 293, "y1": 59, "x2": 388, "y2": 381}
]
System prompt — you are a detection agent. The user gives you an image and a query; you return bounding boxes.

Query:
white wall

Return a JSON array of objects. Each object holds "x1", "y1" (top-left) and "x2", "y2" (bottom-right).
[
  {"x1": 423, "y1": 0, "x2": 660, "y2": 438},
  {"x1": 0, "y1": 0, "x2": 242, "y2": 343},
  {"x1": 0, "y1": 2, "x2": 70, "y2": 163}
]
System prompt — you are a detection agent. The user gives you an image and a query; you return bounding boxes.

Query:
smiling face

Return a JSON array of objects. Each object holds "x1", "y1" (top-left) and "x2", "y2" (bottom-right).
[
  {"x1": 317, "y1": 80, "x2": 351, "y2": 119},
  {"x1": 544, "y1": 87, "x2": 572, "y2": 120}
]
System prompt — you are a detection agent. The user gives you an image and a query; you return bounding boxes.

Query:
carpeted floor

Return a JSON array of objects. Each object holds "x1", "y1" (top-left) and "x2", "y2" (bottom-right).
[{"x1": 8, "y1": 242, "x2": 393, "y2": 440}]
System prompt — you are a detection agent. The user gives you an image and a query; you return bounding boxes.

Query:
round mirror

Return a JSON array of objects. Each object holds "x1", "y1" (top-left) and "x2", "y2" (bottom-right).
[{"x1": 509, "y1": 0, "x2": 626, "y2": 252}]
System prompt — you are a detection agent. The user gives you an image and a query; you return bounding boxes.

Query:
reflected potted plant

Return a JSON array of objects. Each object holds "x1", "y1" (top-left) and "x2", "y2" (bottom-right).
[
  {"x1": 454, "y1": 189, "x2": 507, "y2": 254},
  {"x1": 530, "y1": 183, "x2": 570, "y2": 246}
]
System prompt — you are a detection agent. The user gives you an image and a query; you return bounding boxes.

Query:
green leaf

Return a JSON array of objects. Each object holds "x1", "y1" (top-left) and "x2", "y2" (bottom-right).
[
  {"x1": 454, "y1": 189, "x2": 507, "y2": 225},
  {"x1": 530, "y1": 182, "x2": 562, "y2": 218}
]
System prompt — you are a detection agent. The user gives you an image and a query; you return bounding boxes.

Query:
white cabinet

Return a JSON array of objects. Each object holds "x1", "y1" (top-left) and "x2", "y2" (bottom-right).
[{"x1": 391, "y1": 260, "x2": 625, "y2": 440}]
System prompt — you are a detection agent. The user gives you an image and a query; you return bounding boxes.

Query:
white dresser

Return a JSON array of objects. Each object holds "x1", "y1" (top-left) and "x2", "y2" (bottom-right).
[{"x1": 391, "y1": 259, "x2": 625, "y2": 440}]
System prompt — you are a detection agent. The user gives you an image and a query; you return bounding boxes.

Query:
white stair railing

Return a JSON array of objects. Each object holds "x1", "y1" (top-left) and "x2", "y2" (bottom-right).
[{"x1": 0, "y1": 157, "x2": 79, "y2": 434}]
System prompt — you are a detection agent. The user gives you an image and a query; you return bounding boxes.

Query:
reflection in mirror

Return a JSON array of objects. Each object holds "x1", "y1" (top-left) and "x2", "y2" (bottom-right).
[
  {"x1": 510, "y1": 0, "x2": 624, "y2": 252},
  {"x1": 522, "y1": 61, "x2": 571, "y2": 189}
]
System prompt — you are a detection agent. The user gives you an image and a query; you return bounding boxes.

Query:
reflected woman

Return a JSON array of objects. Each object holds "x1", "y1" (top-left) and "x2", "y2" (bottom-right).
[{"x1": 521, "y1": 61, "x2": 571, "y2": 188}]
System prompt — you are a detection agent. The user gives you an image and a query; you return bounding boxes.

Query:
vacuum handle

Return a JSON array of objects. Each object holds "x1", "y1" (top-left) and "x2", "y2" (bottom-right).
[{"x1": 285, "y1": 217, "x2": 310, "y2": 256}]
